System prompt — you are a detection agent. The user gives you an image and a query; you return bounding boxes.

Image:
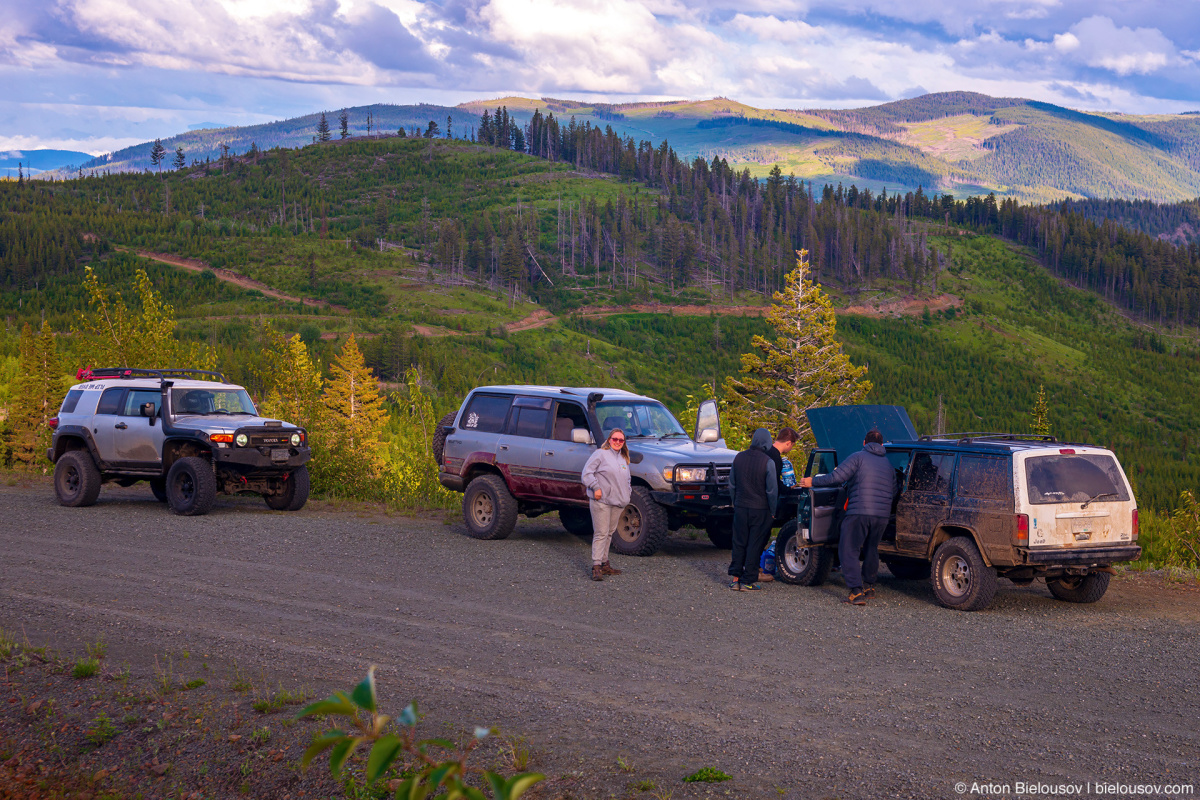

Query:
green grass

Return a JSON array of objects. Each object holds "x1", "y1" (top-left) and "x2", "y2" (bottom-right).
[
  {"x1": 683, "y1": 766, "x2": 731, "y2": 783},
  {"x1": 72, "y1": 657, "x2": 101, "y2": 679}
]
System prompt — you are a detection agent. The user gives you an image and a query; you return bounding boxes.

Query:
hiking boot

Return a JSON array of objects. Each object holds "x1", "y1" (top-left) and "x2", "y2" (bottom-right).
[
  {"x1": 600, "y1": 562, "x2": 622, "y2": 575},
  {"x1": 862, "y1": 585, "x2": 876, "y2": 599},
  {"x1": 843, "y1": 589, "x2": 867, "y2": 605},
  {"x1": 757, "y1": 573, "x2": 775, "y2": 582},
  {"x1": 591, "y1": 565, "x2": 605, "y2": 581}
]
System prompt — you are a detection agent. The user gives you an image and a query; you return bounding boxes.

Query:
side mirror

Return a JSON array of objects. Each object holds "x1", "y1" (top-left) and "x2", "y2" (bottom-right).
[
  {"x1": 571, "y1": 428, "x2": 594, "y2": 445},
  {"x1": 141, "y1": 403, "x2": 157, "y2": 426},
  {"x1": 697, "y1": 427, "x2": 719, "y2": 443},
  {"x1": 694, "y1": 398, "x2": 721, "y2": 443}
]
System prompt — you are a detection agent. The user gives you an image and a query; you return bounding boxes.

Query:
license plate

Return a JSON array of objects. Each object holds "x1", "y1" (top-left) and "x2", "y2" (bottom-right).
[{"x1": 271, "y1": 448, "x2": 289, "y2": 461}]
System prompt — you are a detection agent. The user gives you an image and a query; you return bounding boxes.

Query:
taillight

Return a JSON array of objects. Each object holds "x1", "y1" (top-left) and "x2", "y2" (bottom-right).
[
  {"x1": 1013, "y1": 513, "x2": 1029, "y2": 545},
  {"x1": 1132, "y1": 508, "x2": 1139, "y2": 541},
  {"x1": 48, "y1": 416, "x2": 59, "y2": 430}
]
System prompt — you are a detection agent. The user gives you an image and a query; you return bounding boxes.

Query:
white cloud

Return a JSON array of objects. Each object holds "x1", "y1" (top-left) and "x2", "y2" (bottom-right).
[
  {"x1": 728, "y1": 13, "x2": 820, "y2": 42},
  {"x1": 1053, "y1": 15, "x2": 1175, "y2": 76}
]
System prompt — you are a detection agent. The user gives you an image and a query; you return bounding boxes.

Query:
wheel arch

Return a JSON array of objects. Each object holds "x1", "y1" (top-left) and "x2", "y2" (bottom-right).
[
  {"x1": 462, "y1": 462, "x2": 504, "y2": 488},
  {"x1": 927, "y1": 524, "x2": 992, "y2": 566},
  {"x1": 50, "y1": 433, "x2": 93, "y2": 463},
  {"x1": 163, "y1": 439, "x2": 211, "y2": 474}
]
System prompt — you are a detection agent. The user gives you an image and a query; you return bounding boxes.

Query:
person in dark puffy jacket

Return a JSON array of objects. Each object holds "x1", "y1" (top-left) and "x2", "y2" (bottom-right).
[
  {"x1": 800, "y1": 429, "x2": 895, "y2": 605},
  {"x1": 726, "y1": 428, "x2": 778, "y2": 591}
]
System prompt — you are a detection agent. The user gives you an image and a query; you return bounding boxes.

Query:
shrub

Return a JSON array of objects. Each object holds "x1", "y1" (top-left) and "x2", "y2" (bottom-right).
[{"x1": 298, "y1": 667, "x2": 543, "y2": 799}]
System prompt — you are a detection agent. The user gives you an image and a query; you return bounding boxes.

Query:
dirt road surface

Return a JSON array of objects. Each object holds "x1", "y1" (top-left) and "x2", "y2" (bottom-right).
[{"x1": 2, "y1": 482, "x2": 1197, "y2": 798}]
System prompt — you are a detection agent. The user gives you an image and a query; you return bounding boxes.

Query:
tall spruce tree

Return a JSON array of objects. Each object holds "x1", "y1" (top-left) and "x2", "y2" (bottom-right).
[
  {"x1": 150, "y1": 139, "x2": 166, "y2": 172},
  {"x1": 339, "y1": 109, "x2": 349, "y2": 139},
  {"x1": 1031, "y1": 385, "x2": 1052, "y2": 436},
  {"x1": 320, "y1": 335, "x2": 387, "y2": 495},
  {"x1": 317, "y1": 112, "x2": 332, "y2": 142},
  {"x1": 9, "y1": 323, "x2": 66, "y2": 469},
  {"x1": 172, "y1": 146, "x2": 186, "y2": 170},
  {"x1": 722, "y1": 250, "x2": 871, "y2": 446}
]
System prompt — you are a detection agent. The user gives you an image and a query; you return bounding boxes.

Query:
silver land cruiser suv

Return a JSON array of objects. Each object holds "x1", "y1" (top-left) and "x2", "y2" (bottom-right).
[
  {"x1": 434, "y1": 386, "x2": 744, "y2": 555},
  {"x1": 48, "y1": 368, "x2": 311, "y2": 516}
]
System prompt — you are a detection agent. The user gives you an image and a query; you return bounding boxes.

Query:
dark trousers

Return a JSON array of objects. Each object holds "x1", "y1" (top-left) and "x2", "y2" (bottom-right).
[
  {"x1": 838, "y1": 515, "x2": 888, "y2": 591},
  {"x1": 729, "y1": 506, "x2": 773, "y2": 583}
]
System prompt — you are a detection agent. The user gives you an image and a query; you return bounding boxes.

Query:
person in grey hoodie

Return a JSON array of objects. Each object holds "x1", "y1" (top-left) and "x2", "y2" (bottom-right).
[
  {"x1": 800, "y1": 429, "x2": 896, "y2": 605},
  {"x1": 580, "y1": 428, "x2": 632, "y2": 581},
  {"x1": 726, "y1": 428, "x2": 778, "y2": 591}
]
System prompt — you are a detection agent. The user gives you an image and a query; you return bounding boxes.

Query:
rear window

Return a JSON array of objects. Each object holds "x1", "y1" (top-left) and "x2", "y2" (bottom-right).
[
  {"x1": 60, "y1": 389, "x2": 85, "y2": 414},
  {"x1": 1024, "y1": 454, "x2": 1130, "y2": 505},
  {"x1": 956, "y1": 456, "x2": 1012, "y2": 501},
  {"x1": 461, "y1": 394, "x2": 512, "y2": 433},
  {"x1": 96, "y1": 388, "x2": 125, "y2": 415},
  {"x1": 908, "y1": 452, "x2": 954, "y2": 493}
]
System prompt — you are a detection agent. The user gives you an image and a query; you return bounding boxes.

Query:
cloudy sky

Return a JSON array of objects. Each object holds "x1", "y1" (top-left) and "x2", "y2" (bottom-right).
[{"x1": 3, "y1": 0, "x2": 1199, "y2": 155}]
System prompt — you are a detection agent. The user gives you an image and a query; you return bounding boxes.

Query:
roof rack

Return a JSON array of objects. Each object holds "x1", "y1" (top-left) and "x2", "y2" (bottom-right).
[
  {"x1": 919, "y1": 432, "x2": 1058, "y2": 445},
  {"x1": 77, "y1": 367, "x2": 228, "y2": 383}
]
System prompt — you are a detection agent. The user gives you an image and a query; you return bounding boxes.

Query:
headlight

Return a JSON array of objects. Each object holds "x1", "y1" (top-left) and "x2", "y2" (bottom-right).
[
  {"x1": 290, "y1": 433, "x2": 301, "y2": 447},
  {"x1": 674, "y1": 467, "x2": 708, "y2": 483},
  {"x1": 235, "y1": 433, "x2": 248, "y2": 447}
]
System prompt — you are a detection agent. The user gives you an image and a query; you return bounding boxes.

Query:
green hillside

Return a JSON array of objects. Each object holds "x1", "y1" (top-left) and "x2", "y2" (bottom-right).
[{"x1": 3, "y1": 132, "x2": 1199, "y2": 511}]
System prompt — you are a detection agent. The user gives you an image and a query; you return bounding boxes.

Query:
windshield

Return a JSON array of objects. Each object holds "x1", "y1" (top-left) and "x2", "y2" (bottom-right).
[
  {"x1": 172, "y1": 388, "x2": 258, "y2": 416},
  {"x1": 595, "y1": 400, "x2": 686, "y2": 439},
  {"x1": 1024, "y1": 454, "x2": 1130, "y2": 505}
]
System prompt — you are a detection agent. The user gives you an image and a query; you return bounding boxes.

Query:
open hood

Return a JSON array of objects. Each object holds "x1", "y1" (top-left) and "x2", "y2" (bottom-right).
[{"x1": 805, "y1": 405, "x2": 918, "y2": 463}]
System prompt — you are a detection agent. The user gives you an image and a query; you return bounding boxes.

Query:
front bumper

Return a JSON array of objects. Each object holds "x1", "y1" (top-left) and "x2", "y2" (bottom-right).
[
  {"x1": 1021, "y1": 545, "x2": 1142, "y2": 566},
  {"x1": 213, "y1": 445, "x2": 311, "y2": 471},
  {"x1": 650, "y1": 488, "x2": 731, "y2": 514}
]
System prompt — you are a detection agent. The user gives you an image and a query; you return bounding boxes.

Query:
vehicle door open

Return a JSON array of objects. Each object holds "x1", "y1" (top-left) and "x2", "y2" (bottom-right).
[{"x1": 802, "y1": 449, "x2": 843, "y2": 544}]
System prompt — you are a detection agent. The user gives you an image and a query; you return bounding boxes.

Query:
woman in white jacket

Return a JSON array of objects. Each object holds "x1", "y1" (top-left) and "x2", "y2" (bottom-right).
[{"x1": 580, "y1": 428, "x2": 632, "y2": 581}]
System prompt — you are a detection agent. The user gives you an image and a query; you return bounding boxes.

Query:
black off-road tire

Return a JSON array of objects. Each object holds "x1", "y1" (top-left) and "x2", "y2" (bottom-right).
[
  {"x1": 704, "y1": 517, "x2": 733, "y2": 549},
  {"x1": 53, "y1": 451, "x2": 102, "y2": 507},
  {"x1": 462, "y1": 474, "x2": 518, "y2": 540},
  {"x1": 611, "y1": 486, "x2": 669, "y2": 557},
  {"x1": 149, "y1": 478, "x2": 168, "y2": 503},
  {"x1": 264, "y1": 465, "x2": 310, "y2": 511},
  {"x1": 1046, "y1": 572, "x2": 1111, "y2": 603},
  {"x1": 774, "y1": 521, "x2": 835, "y2": 586},
  {"x1": 166, "y1": 456, "x2": 217, "y2": 517},
  {"x1": 559, "y1": 507, "x2": 594, "y2": 538},
  {"x1": 885, "y1": 558, "x2": 931, "y2": 581},
  {"x1": 930, "y1": 537, "x2": 998, "y2": 611},
  {"x1": 431, "y1": 412, "x2": 456, "y2": 467}
]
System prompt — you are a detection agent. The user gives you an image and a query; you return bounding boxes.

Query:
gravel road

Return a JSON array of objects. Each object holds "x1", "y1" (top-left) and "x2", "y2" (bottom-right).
[{"x1": 2, "y1": 480, "x2": 1197, "y2": 799}]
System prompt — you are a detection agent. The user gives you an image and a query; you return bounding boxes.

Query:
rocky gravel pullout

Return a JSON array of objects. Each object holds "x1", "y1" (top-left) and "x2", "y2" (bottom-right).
[{"x1": 2, "y1": 480, "x2": 1198, "y2": 799}]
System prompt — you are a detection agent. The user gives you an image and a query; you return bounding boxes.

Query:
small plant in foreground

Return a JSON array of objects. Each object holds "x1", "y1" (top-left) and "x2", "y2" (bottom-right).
[
  {"x1": 254, "y1": 685, "x2": 307, "y2": 713},
  {"x1": 298, "y1": 666, "x2": 543, "y2": 799},
  {"x1": 617, "y1": 754, "x2": 635, "y2": 773},
  {"x1": 87, "y1": 712, "x2": 119, "y2": 746},
  {"x1": 73, "y1": 657, "x2": 101, "y2": 679},
  {"x1": 682, "y1": 766, "x2": 731, "y2": 783},
  {"x1": 0, "y1": 629, "x2": 19, "y2": 660},
  {"x1": 250, "y1": 726, "x2": 272, "y2": 745},
  {"x1": 183, "y1": 678, "x2": 207, "y2": 690}
]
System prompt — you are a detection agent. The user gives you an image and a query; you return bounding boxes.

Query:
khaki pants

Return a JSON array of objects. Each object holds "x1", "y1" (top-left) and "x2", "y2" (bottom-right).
[{"x1": 589, "y1": 500, "x2": 623, "y2": 565}]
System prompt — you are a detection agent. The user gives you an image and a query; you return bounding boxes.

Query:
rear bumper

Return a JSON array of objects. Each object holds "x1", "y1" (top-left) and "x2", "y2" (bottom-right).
[
  {"x1": 438, "y1": 471, "x2": 464, "y2": 492},
  {"x1": 1021, "y1": 545, "x2": 1142, "y2": 565}
]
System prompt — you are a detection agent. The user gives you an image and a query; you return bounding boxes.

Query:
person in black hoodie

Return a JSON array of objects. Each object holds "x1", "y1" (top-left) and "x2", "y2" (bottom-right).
[
  {"x1": 726, "y1": 428, "x2": 778, "y2": 591},
  {"x1": 800, "y1": 429, "x2": 895, "y2": 605}
]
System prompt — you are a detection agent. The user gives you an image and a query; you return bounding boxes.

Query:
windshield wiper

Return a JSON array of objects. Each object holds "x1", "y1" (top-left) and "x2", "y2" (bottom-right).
[
  {"x1": 1081, "y1": 492, "x2": 1118, "y2": 509},
  {"x1": 659, "y1": 432, "x2": 690, "y2": 439}
]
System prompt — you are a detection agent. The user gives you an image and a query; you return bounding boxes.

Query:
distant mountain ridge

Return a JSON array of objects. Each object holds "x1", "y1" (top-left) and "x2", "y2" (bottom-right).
[
  {"x1": 2, "y1": 149, "x2": 93, "y2": 177},
  {"x1": 49, "y1": 91, "x2": 1200, "y2": 203}
]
